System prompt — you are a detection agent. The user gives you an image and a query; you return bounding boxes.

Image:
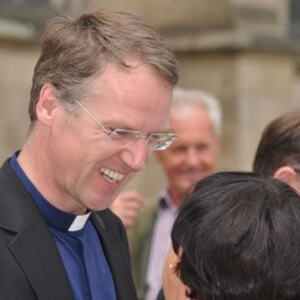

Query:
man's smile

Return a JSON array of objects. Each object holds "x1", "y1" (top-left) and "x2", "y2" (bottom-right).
[{"x1": 100, "y1": 167, "x2": 125, "y2": 183}]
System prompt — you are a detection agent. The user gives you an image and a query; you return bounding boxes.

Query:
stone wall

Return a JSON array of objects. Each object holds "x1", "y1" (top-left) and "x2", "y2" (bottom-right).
[
  {"x1": 0, "y1": 0, "x2": 299, "y2": 199},
  {"x1": 0, "y1": 40, "x2": 39, "y2": 163}
]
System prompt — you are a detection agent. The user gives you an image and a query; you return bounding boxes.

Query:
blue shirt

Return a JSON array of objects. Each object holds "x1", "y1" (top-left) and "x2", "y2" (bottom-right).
[{"x1": 10, "y1": 153, "x2": 117, "y2": 300}]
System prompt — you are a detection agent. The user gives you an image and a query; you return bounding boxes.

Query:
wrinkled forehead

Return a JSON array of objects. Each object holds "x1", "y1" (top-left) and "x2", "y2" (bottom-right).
[{"x1": 81, "y1": 60, "x2": 174, "y2": 131}]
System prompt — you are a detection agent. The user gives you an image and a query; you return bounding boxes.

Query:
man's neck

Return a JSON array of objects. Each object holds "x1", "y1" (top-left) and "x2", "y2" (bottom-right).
[
  {"x1": 18, "y1": 145, "x2": 87, "y2": 215},
  {"x1": 168, "y1": 188, "x2": 185, "y2": 207}
]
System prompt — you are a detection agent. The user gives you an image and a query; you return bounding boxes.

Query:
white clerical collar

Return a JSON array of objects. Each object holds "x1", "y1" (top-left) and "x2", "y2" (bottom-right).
[{"x1": 68, "y1": 211, "x2": 92, "y2": 232}]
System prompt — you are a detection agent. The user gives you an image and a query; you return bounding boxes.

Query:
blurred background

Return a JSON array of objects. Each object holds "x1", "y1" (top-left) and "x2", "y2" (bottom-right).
[{"x1": 0, "y1": 0, "x2": 300, "y2": 199}]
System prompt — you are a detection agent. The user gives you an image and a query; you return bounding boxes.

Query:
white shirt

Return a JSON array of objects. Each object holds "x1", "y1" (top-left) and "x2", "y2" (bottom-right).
[{"x1": 145, "y1": 189, "x2": 178, "y2": 300}]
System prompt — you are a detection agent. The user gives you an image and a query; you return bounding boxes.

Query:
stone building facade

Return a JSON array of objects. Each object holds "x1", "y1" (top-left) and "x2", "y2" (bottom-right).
[{"x1": 0, "y1": 0, "x2": 299, "y2": 198}]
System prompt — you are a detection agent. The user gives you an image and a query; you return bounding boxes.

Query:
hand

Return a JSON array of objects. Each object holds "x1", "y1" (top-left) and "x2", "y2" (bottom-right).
[{"x1": 110, "y1": 190, "x2": 145, "y2": 228}]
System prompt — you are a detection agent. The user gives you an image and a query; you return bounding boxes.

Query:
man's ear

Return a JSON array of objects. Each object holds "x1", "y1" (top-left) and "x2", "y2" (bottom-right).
[
  {"x1": 36, "y1": 83, "x2": 60, "y2": 126},
  {"x1": 273, "y1": 166, "x2": 298, "y2": 187}
]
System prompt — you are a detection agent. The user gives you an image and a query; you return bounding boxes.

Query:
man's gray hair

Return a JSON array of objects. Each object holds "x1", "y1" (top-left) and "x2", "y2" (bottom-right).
[{"x1": 172, "y1": 88, "x2": 222, "y2": 136}]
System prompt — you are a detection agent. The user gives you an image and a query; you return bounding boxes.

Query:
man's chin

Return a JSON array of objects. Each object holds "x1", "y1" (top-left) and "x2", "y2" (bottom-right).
[
  {"x1": 179, "y1": 179, "x2": 203, "y2": 194},
  {"x1": 85, "y1": 195, "x2": 116, "y2": 212}
]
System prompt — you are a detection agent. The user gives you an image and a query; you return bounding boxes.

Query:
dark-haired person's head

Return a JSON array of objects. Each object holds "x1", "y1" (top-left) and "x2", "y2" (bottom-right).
[
  {"x1": 253, "y1": 111, "x2": 300, "y2": 193},
  {"x1": 163, "y1": 172, "x2": 300, "y2": 300}
]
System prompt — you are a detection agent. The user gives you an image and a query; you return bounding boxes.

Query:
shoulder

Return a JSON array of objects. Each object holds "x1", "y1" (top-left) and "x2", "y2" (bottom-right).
[
  {"x1": 93, "y1": 208, "x2": 123, "y2": 227},
  {"x1": 0, "y1": 159, "x2": 17, "y2": 189},
  {"x1": 96, "y1": 208, "x2": 122, "y2": 224},
  {"x1": 0, "y1": 158, "x2": 39, "y2": 231}
]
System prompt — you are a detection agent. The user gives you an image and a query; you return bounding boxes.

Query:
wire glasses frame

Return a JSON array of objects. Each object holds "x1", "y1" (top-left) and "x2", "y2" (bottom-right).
[{"x1": 75, "y1": 100, "x2": 177, "y2": 151}]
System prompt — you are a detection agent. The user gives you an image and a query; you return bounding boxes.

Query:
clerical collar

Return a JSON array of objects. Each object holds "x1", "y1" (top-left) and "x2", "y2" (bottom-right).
[{"x1": 10, "y1": 151, "x2": 91, "y2": 232}]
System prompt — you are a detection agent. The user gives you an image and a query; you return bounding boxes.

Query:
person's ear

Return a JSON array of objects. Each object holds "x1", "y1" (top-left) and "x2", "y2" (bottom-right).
[
  {"x1": 169, "y1": 247, "x2": 183, "y2": 274},
  {"x1": 166, "y1": 247, "x2": 190, "y2": 300},
  {"x1": 36, "y1": 83, "x2": 60, "y2": 126},
  {"x1": 273, "y1": 166, "x2": 298, "y2": 188}
]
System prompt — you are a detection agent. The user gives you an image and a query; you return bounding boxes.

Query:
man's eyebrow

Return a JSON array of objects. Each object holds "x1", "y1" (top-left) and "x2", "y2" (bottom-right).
[
  {"x1": 103, "y1": 122, "x2": 139, "y2": 131},
  {"x1": 104, "y1": 121, "x2": 173, "y2": 133}
]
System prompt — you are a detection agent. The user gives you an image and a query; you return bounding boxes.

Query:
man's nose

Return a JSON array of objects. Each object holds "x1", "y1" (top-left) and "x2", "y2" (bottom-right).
[
  {"x1": 185, "y1": 148, "x2": 201, "y2": 167},
  {"x1": 121, "y1": 138, "x2": 149, "y2": 172}
]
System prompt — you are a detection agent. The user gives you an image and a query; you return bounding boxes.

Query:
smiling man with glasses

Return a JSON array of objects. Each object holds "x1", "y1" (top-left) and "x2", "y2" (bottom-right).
[{"x1": 0, "y1": 10, "x2": 178, "y2": 300}]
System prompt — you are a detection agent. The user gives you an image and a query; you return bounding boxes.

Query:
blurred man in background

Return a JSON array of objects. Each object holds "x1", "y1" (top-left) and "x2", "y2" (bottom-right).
[
  {"x1": 111, "y1": 88, "x2": 222, "y2": 300},
  {"x1": 253, "y1": 111, "x2": 300, "y2": 194},
  {"x1": 157, "y1": 110, "x2": 300, "y2": 300}
]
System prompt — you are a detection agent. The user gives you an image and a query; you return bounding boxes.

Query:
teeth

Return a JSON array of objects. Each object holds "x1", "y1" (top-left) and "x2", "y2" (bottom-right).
[{"x1": 100, "y1": 168, "x2": 124, "y2": 183}]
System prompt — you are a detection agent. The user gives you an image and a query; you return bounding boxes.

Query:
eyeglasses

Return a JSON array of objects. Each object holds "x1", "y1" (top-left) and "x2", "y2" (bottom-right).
[{"x1": 75, "y1": 100, "x2": 177, "y2": 151}]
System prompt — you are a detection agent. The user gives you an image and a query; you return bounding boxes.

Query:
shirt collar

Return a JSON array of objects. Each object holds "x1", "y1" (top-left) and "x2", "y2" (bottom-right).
[
  {"x1": 10, "y1": 151, "x2": 91, "y2": 232},
  {"x1": 158, "y1": 188, "x2": 178, "y2": 213}
]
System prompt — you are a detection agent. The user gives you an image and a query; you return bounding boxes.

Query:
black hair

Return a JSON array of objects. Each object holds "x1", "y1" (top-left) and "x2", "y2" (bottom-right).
[{"x1": 172, "y1": 171, "x2": 300, "y2": 300}]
